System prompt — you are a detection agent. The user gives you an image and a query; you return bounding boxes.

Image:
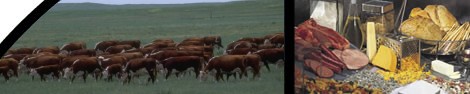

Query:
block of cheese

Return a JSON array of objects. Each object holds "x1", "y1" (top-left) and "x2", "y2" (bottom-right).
[
  {"x1": 431, "y1": 60, "x2": 454, "y2": 75},
  {"x1": 366, "y1": 22, "x2": 377, "y2": 60},
  {"x1": 372, "y1": 45, "x2": 397, "y2": 72}
]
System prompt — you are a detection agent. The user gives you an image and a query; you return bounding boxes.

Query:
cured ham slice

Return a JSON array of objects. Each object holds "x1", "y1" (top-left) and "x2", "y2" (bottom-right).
[{"x1": 332, "y1": 49, "x2": 369, "y2": 69}]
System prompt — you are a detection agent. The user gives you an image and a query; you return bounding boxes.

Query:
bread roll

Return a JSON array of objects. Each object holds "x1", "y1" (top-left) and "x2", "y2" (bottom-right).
[
  {"x1": 437, "y1": 5, "x2": 459, "y2": 31},
  {"x1": 425, "y1": 5, "x2": 441, "y2": 26}
]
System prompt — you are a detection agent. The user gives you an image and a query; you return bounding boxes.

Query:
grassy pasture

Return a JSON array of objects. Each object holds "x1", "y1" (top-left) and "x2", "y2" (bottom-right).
[{"x1": 3, "y1": 0, "x2": 284, "y2": 94}]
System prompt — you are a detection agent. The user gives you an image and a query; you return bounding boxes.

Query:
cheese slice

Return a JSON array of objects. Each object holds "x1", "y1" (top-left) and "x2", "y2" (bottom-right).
[
  {"x1": 366, "y1": 22, "x2": 377, "y2": 60},
  {"x1": 372, "y1": 45, "x2": 397, "y2": 72}
]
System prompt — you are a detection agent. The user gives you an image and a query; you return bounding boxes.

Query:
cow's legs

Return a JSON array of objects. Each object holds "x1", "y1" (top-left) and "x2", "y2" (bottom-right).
[
  {"x1": 165, "y1": 69, "x2": 172, "y2": 80},
  {"x1": 2, "y1": 72, "x2": 9, "y2": 81},
  {"x1": 82, "y1": 72, "x2": 87, "y2": 83},
  {"x1": 215, "y1": 71, "x2": 221, "y2": 82},
  {"x1": 263, "y1": 60, "x2": 271, "y2": 72},
  {"x1": 40, "y1": 74, "x2": 45, "y2": 81},
  {"x1": 194, "y1": 67, "x2": 200, "y2": 79}
]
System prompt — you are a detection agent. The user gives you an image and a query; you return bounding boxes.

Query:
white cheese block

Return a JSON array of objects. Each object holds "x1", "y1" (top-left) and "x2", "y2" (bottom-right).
[{"x1": 431, "y1": 60, "x2": 454, "y2": 75}]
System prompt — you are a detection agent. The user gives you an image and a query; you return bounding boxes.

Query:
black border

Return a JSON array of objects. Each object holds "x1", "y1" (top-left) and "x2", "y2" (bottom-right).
[
  {"x1": 284, "y1": 0, "x2": 295, "y2": 93},
  {"x1": 0, "y1": 0, "x2": 59, "y2": 55}
]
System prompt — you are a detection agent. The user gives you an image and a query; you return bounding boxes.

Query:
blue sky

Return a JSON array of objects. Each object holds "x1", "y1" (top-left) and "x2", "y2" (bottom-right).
[{"x1": 59, "y1": 0, "x2": 238, "y2": 5}]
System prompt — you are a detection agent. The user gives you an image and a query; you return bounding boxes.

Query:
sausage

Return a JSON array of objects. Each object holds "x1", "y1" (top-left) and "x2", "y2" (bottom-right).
[
  {"x1": 320, "y1": 53, "x2": 346, "y2": 69},
  {"x1": 321, "y1": 61, "x2": 342, "y2": 73},
  {"x1": 320, "y1": 45, "x2": 346, "y2": 68},
  {"x1": 305, "y1": 59, "x2": 334, "y2": 78}
]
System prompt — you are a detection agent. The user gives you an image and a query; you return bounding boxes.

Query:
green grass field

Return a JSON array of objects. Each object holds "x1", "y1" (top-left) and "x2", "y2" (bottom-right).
[{"x1": 1, "y1": 0, "x2": 284, "y2": 94}]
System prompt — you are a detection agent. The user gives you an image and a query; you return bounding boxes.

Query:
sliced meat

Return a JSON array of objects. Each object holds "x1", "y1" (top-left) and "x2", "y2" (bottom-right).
[
  {"x1": 332, "y1": 49, "x2": 369, "y2": 70},
  {"x1": 304, "y1": 59, "x2": 333, "y2": 78}
]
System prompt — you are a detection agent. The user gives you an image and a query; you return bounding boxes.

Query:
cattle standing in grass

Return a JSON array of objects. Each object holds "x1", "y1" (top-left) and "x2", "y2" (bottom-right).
[
  {"x1": 61, "y1": 55, "x2": 89, "y2": 74},
  {"x1": 19, "y1": 55, "x2": 62, "y2": 73},
  {"x1": 160, "y1": 56, "x2": 205, "y2": 80},
  {"x1": 253, "y1": 48, "x2": 284, "y2": 71},
  {"x1": 95, "y1": 40, "x2": 119, "y2": 53},
  {"x1": 29, "y1": 64, "x2": 60, "y2": 81},
  {"x1": 6, "y1": 47, "x2": 35, "y2": 55},
  {"x1": 182, "y1": 36, "x2": 223, "y2": 49},
  {"x1": 102, "y1": 64, "x2": 123, "y2": 82},
  {"x1": 153, "y1": 39, "x2": 174, "y2": 44},
  {"x1": 226, "y1": 48, "x2": 257, "y2": 55},
  {"x1": 2, "y1": 54, "x2": 29, "y2": 61},
  {"x1": 0, "y1": 66, "x2": 10, "y2": 81},
  {"x1": 264, "y1": 34, "x2": 284, "y2": 47},
  {"x1": 199, "y1": 55, "x2": 247, "y2": 82},
  {"x1": 244, "y1": 53, "x2": 262, "y2": 79},
  {"x1": 63, "y1": 57, "x2": 102, "y2": 83},
  {"x1": 226, "y1": 41, "x2": 258, "y2": 51},
  {"x1": 121, "y1": 58, "x2": 158, "y2": 84}
]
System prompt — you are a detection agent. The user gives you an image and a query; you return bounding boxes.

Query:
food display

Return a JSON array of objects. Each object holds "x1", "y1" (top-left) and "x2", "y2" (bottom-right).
[{"x1": 296, "y1": 1, "x2": 470, "y2": 94}]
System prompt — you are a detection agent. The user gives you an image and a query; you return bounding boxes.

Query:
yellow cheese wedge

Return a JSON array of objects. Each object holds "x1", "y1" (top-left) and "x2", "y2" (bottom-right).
[
  {"x1": 367, "y1": 22, "x2": 377, "y2": 60},
  {"x1": 372, "y1": 45, "x2": 397, "y2": 72}
]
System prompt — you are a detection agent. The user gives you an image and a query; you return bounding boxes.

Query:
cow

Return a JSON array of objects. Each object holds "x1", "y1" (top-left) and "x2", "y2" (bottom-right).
[
  {"x1": 258, "y1": 44, "x2": 276, "y2": 50},
  {"x1": 199, "y1": 55, "x2": 247, "y2": 82},
  {"x1": 6, "y1": 47, "x2": 35, "y2": 55},
  {"x1": 105, "y1": 45, "x2": 133, "y2": 54},
  {"x1": 97, "y1": 56, "x2": 127, "y2": 68},
  {"x1": 153, "y1": 38, "x2": 174, "y2": 44},
  {"x1": 253, "y1": 48, "x2": 284, "y2": 71},
  {"x1": 2, "y1": 54, "x2": 29, "y2": 61},
  {"x1": 63, "y1": 57, "x2": 102, "y2": 83},
  {"x1": 69, "y1": 49, "x2": 96, "y2": 56},
  {"x1": 176, "y1": 41, "x2": 205, "y2": 47},
  {"x1": 182, "y1": 36, "x2": 223, "y2": 49},
  {"x1": 0, "y1": 58, "x2": 19, "y2": 80},
  {"x1": 143, "y1": 42, "x2": 170, "y2": 49},
  {"x1": 95, "y1": 40, "x2": 119, "y2": 54},
  {"x1": 225, "y1": 48, "x2": 257, "y2": 55},
  {"x1": 226, "y1": 41, "x2": 258, "y2": 51},
  {"x1": 29, "y1": 64, "x2": 60, "y2": 81},
  {"x1": 244, "y1": 53, "x2": 262, "y2": 79},
  {"x1": 116, "y1": 52, "x2": 143, "y2": 60},
  {"x1": 61, "y1": 41, "x2": 86, "y2": 52},
  {"x1": 61, "y1": 55, "x2": 90, "y2": 73},
  {"x1": 118, "y1": 40, "x2": 141, "y2": 48},
  {"x1": 33, "y1": 46, "x2": 60, "y2": 54},
  {"x1": 0, "y1": 66, "x2": 10, "y2": 81},
  {"x1": 146, "y1": 50, "x2": 191, "y2": 61},
  {"x1": 19, "y1": 55, "x2": 62, "y2": 72},
  {"x1": 264, "y1": 34, "x2": 284, "y2": 47},
  {"x1": 236, "y1": 37, "x2": 265, "y2": 44},
  {"x1": 101, "y1": 64, "x2": 123, "y2": 82},
  {"x1": 121, "y1": 58, "x2": 158, "y2": 84},
  {"x1": 160, "y1": 56, "x2": 205, "y2": 80}
]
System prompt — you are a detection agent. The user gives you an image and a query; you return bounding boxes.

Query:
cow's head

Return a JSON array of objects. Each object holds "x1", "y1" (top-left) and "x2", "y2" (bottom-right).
[
  {"x1": 215, "y1": 36, "x2": 223, "y2": 49},
  {"x1": 63, "y1": 68, "x2": 73, "y2": 79},
  {"x1": 29, "y1": 69, "x2": 39, "y2": 77},
  {"x1": 102, "y1": 67, "x2": 110, "y2": 78},
  {"x1": 155, "y1": 60, "x2": 165, "y2": 74}
]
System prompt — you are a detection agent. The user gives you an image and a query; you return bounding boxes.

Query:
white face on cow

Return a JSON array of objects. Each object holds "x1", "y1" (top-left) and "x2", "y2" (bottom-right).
[
  {"x1": 63, "y1": 68, "x2": 73, "y2": 79},
  {"x1": 29, "y1": 69, "x2": 39, "y2": 77}
]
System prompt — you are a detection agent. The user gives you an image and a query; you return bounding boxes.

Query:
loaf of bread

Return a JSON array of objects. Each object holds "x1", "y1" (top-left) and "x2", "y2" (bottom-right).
[
  {"x1": 437, "y1": 5, "x2": 459, "y2": 31},
  {"x1": 400, "y1": 17, "x2": 444, "y2": 41}
]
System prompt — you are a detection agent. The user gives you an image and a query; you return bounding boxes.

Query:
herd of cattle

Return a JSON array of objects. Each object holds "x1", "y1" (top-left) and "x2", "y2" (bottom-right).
[{"x1": 0, "y1": 32, "x2": 284, "y2": 84}]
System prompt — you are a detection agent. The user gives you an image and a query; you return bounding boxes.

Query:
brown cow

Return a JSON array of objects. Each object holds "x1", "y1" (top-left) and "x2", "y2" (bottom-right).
[
  {"x1": 160, "y1": 56, "x2": 205, "y2": 80},
  {"x1": 146, "y1": 50, "x2": 191, "y2": 61},
  {"x1": 143, "y1": 42, "x2": 169, "y2": 49},
  {"x1": 6, "y1": 47, "x2": 35, "y2": 55},
  {"x1": 182, "y1": 36, "x2": 223, "y2": 49},
  {"x1": 33, "y1": 46, "x2": 60, "y2": 54},
  {"x1": 253, "y1": 48, "x2": 284, "y2": 71},
  {"x1": 0, "y1": 66, "x2": 10, "y2": 81},
  {"x1": 264, "y1": 34, "x2": 284, "y2": 47},
  {"x1": 258, "y1": 44, "x2": 276, "y2": 50},
  {"x1": 105, "y1": 45, "x2": 133, "y2": 54},
  {"x1": 226, "y1": 48, "x2": 257, "y2": 55},
  {"x1": 61, "y1": 41, "x2": 86, "y2": 52},
  {"x1": 19, "y1": 55, "x2": 62, "y2": 71},
  {"x1": 236, "y1": 37, "x2": 265, "y2": 44},
  {"x1": 118, "y1": 40, "x2": 141, "y2": 48},
  {"x1": 69, "y1": 49, "x2": 96, "y2": 56},
  {"x1": 199, "y1": 55, "x2": 247, "y2": 82},
  {"x1": 116, "y1": 52, "x2": 143, "y2": 60},
  {"x1": 153, "y1": 38, "x2": 174, "y2": 44},
  {"x1": 63, "y1": 57, "x2": 102, "y2": 83},
  {"x1": 29, "y1": 64, "x2": 60, "y2": 81},
  {"x1": 244, "y1": 53, "x2": 261, "y2": 79},
  {"x1": 121, "y1": 58, "x2": 158, "y2": 84},
  {"x1": 61, "y1": 55, "x2": 89, "y2": 71},
  {"x1": 97, "y1": 56, "x2": 127, "y2": 67},
  {"x1": 101, "y1": 64, "x2": 123, "y2": 82},
  {"x1": 226, "y1": 41, "x2": 258, "y2": 51},
  {"x1": 95, "y1": 40, "x2": 119, "y2": 53},
  {"x1": 177, "y1": 41, "x2": 205, "y2": 47},
  {"x1": 0, "y1": 58, "x2": 19, "y2": 80},
  {"x1": 2, "y1": 54, "x2": 29, "y2": 61}
]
